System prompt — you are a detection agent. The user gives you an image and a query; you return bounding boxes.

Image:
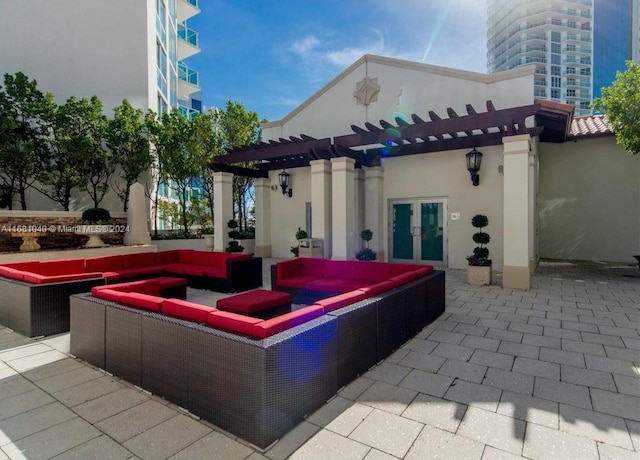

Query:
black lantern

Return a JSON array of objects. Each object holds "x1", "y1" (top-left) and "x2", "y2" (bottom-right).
[
  {"x1": 278, "y1": 169, "x2": 292, "y2": 197},
  {"x1": 466, "y1": 148, "x2": 483, "y2": 186}
]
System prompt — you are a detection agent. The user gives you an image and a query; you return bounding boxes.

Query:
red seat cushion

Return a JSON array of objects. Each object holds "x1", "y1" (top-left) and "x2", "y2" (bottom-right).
[
  {"x1": 85, "y1": 255, "x2": 123, "y2": 272},
  {"x1": 252, "y1": 305, "x2": 324, "y2": 339},
  {"x1": 119, "y1": 292, "x2": 163, "y2": 311},
  {"x1": 202, "y1": 267, "x2": 225, "y2": 279},
  {"x1": 164, "y1": 263, "x2": 190, "y2": 274},
  {"x1": 180, "y1": 265, "x2": 207, "y2": 277},
  {"x1": 336, "y1": 279, "x2": 373, "y2": 293},
  {"x1": 314, "y1": 291, "x2": 366, "y2": 312},
  {"x1": 39, "y1": 259, "x2": 85, "y2": 276},
  {"x1": 207, "y1": 310, "x2": 263, "y2": 336},
  {"x1": 162, "y1": 299, "x2": 214, "y2": 323},
  {"x1": 121, "y1": 252, "x2": 156, "y2": 268},
  {"x1": 4, "y1": 261, "x2": 41, "y2": 273},
  {"x1": 113, "y1": 266, "x2": 166, "y2": 280},
  {"x1": 177, "y1": 250, "x2": 196, "y2": 264},
  {"x1": 217, "y1": 289, "x2": 291, "y2": 314},
  {"x1": 156, "y1": 277, "x2": 187, "y2": 289},
  {"x1": 305, "y1": 278, "x2": 342, "y2": 293},
  {"x1": 0, "y1": 266, "x2": 28, "y2": 280},
  {"x1": 389, "y1": 271, "x2": 420, "y2": 287},
  {"x1": 109, "y1": 279, "x2": 161, "y2": 296}
]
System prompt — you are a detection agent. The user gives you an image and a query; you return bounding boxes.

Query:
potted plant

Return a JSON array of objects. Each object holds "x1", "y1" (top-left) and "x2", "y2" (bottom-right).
[
  {"x1": 237, "y1": 227, "x2": 256, "y2": 254},
  {"x1": 200, "y1": 224, "x2": 214, "y2": 250},
  {"x1": 466, "y1": 214, "x2": 492, "y2": 285},
  {"x1": 356, "y1": 229, "x2": 376, "y2": 261},
  {"x1": 76, "y1": 207, "x2": 113, "y2": 247},
  {"x1": 225, "y1": 219, "x2": 244, "y2": 253},
  {"x1": 290, "y1": 227, "x2": 308, "y2": 257}
]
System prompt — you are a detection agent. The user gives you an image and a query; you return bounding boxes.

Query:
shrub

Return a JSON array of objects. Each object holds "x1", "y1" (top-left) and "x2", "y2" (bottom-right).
[
  {"x1": 80, "y1": 208, "x2": 112, "y2": 224},
  {"x1": 467, "y1": 214, "x2": 491, "y2": 266}
]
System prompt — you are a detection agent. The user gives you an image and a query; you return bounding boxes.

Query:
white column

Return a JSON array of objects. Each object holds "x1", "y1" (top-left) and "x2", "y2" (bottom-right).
[
  {"x1": 355, "y1": 169, "x2": 365, "y2": 251},
  {"x1": 310, "y1": 160, "x2": 332, "y2": 258},
  {"x1": 254, "y1": 177, "x2": 271, "y2": 257},
  {"x1": 364, "y1": 166, "x2": 384, "y2": 260},
  {"x1": 331, "y1": 157, "x2": 356, "y2": 260},
  {"x1": 124, "y1": 182, "x2": 151, "y2": 245},
  {"x1": 213, "y1": 171, "x2": 233, "y2": 251},
  {"x1": 503, "y1": 134, "x2": 532, "y2": 290}
]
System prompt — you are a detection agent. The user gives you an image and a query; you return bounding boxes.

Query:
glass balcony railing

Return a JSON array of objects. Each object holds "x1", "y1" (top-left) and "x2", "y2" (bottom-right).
[
  {"x1": 183, "y1": 0, "x2": 198, "y2": 7},
  {"x1": 177, "y1": 23, "x2": 198, "y2": 47},
  {"x1": 178, "y1": 105, "x2": 199, "y2": 120},
  {"x1": 178, "y1": 61, "x2": 199, "y2": 86}
]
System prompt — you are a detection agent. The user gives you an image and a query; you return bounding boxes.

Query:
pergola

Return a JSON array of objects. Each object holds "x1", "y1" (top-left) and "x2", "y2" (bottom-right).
[{"x1": 210, "y1": 100, "x2": 572, "y2": 176}]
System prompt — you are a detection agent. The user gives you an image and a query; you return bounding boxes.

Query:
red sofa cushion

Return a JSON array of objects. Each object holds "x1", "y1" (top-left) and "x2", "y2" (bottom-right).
[
  {"x1": 39, "y1": 259, "x2": 85, "y2": 276},
  {"x1": 314, "y1": 291, "x2": 366, "y2": 312},
  {"x1": 351, "y1": 262, "x2": 392, "y2": 282},
  {"x1": 162, "y1": 299, "x2": 214, "y2": 323},
  {"x1": 323, "y1": 260, "x2": 359, "y2": 280},
  {"x1": 337, "y1": 279, "x2": 374, "y2": 293},
  {"x1": 177, "y1": 250, "x2": 196, "y2": 264},
  {"x1": 305, "y1": 278, "x2": 342, "y2": 293},
  {"x1": 108, "y1": 279, "x2": 161, "y2": 296},
  {"x1": 209, "y1": 252, "x2": 228, "y2": 267},
  {"x1": 300, "y1": 258, "x2": 326, "y2": 277},
  {"x1": 122, "y1": 252, "x2": 156, "y2": 268},
  {"x1": 190, "y1": 251, "x2": 211, "y2": 266},
  {"x1": 389, "y1": 271, "x2": 420, "y2": 287},
  {"x1": 85, "y1": 255, "x2": 123, "y2": 272},
  {"x1": 276, "y1": 259, "x2": 301, "y2": 279},
  {"x1": 119, "y1": 292, "x2": 163, "y2": 311},
  {"x1": 155, "y1": 250, "x2": 181, "y2": 265},
  {"x1": 180, "y1": 265, "x2": 207, "y2": 277},
  {"x1": 278, "y1": 275, "x2": 319, "y2": 289},
  {"x1": 252, "y1": 305, "x2": 324, "y2": 339},
  {"x1": 390, "y1": 263, "x2": 432, "y2": 276},
  {"x1": 207, "y1": 310, "x2": 263, "y2": 336},
  {"x1": 156, "y1": 277, "x2": 187, "y2": 290},
  {"x1": 202, "y1": 267, "x2": 225, "y2": 279},
  {"x1": 111, "y1": 266, "x2": 166, "y2": 280},
  {"x1": 22, "y1": 272, "x2": 102, "y2": 284},
  {"x1": 0, "y1": 266, "x2": 27, "y2": 280},
  {"x1": 4, "y1": 261, "x2": 41, "y2": 273},
  {"x1": 92, "y1": 288, "x2": 123, "y2": 303},
  {"x1": 359, "y1": 280, "x2": 396, "y2": 297},
  {"x1": 216, "y1": 289, "x2": 291, "y2": 314}
]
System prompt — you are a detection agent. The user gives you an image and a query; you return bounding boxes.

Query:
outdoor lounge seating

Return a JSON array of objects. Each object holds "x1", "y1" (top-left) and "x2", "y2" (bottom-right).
[
  {"x1": 0, "y1": 249, "x2": 263, "y2": 337},
  {"x1": 69, "y1": 260, "x2": 445, "y2": 448}
]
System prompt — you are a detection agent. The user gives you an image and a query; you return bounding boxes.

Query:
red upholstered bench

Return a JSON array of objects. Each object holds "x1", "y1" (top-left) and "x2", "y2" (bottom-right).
[{"x1": 217, "y1": 289, "x2": 292, "y2": 319}]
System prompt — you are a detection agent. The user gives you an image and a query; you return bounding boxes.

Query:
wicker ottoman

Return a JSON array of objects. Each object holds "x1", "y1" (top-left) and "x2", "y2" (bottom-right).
[{"x1": 217, "y1": 289, "x2": 292, "y2": 319}]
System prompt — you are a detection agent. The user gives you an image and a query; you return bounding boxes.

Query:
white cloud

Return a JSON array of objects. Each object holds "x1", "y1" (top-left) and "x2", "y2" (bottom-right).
[{"x1": 290, "y1": 35, "x2": 321, "y2": 58}]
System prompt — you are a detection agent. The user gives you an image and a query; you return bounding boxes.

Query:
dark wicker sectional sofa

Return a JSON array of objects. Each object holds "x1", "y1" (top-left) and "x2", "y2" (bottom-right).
[
  {"x1": 69, "y1": 261, "x2": 445, "y2": 449},
  {"x1": 0, "y1": 250, "x2": 262, "y2": 337}
]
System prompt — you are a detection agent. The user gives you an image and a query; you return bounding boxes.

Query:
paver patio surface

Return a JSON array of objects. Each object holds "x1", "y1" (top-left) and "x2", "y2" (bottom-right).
[{"x1": 0, "y1": 259, "x2": 637, "y2": 459}]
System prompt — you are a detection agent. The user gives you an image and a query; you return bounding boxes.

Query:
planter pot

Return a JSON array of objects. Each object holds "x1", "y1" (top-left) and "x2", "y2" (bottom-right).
[
  {"x1": 203, "y1": 235, "x2": 215, "y2": 250},
  {"x1": 239, "y1": 238, "x2": 255, "y2": 254},
  {"x1": 76, "y1": 225, "x2": 110, "y2": 248},
  {"x1": 467, "y1": 265, "x2": 492, "y2": 286}
]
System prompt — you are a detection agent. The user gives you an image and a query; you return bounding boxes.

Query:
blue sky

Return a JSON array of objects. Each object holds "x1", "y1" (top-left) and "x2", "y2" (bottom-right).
[{"x1": 187, "y1": 0, "x2": 488, "y2": 122}]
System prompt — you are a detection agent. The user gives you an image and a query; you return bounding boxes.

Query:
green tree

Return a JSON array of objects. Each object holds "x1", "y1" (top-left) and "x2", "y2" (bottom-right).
[
  {"x1": 37, "y1": 95, "x2": 107, "y2": 210},
  {"x1": 107, "y1": 100, "x2": 153, "y2": 211},
  {"x1": 0, "y1": 72, "x2": 48, "y2": 209},
  {"x1": 220, "y1": 101, "x2": 261, "y2": 230},
  {"x1": 592, "y1": 61, "x2": 640, "y2": 156}
]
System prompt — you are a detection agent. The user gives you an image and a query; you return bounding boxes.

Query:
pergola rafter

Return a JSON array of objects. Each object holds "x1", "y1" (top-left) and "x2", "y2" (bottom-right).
[{"x1": 209, "y1": 100, "x2": 572, "y2": 177}]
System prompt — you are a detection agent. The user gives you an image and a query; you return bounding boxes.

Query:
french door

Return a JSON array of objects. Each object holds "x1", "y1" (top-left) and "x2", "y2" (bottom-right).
[{"x1": 390, "y1": 198, "x2": 447, "y2": 267}]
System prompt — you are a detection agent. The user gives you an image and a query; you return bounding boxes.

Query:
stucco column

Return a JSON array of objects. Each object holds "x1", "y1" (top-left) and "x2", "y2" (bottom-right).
[
  {"x1": 331, "y1": 157, "x2": 356, "y2": 260},
  {"x1": 310, "y1": 160, "x2": 332, "y2": 258},
  {"x1": 364, "y1": 166, "x2": 385, "y2": 260},
  {"x1": 254, "y1": 177, "x2": 271, "y2": 257},
  {"x1": 503, "y1": 134, "x2": 532, "y2": 290},
  {"x1": 213, "y1": 171, "x2": 233, "y2": 251}
]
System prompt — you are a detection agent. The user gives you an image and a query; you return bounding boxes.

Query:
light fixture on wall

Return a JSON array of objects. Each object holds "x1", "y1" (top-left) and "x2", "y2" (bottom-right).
[
  {"x1": 278, "y1": 169, "x2": 293, "y2": 197},
  {"x1": 466, "y1": 147, "x2": 483, "y2": 186}
]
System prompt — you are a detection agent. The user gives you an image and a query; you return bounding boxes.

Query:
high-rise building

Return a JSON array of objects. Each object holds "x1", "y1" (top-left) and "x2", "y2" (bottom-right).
[
  {"x1": 0, "y1": 0, "x2": 201, "y2": 120},
  {"x1": 487, "y1": 0, "x2": 634, "y2": 116},
  {"x1": 0, "y1": 0, "x2": 202, "y2": 218}
]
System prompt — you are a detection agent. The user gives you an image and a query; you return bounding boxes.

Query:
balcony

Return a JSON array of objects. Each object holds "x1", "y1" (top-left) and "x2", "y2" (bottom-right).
[
  {"x1": 177, "y1": 23, "x2": 199, "y2": 59},
  {"x1": 178, "y1": 61, "x2": 200, "y2": 99},
  {"x1": 178, "y1": 104, "x2": 200, "y2": 120},
  {"x1": 177, "y1": 0, "x2": 199, "y2": 23}
]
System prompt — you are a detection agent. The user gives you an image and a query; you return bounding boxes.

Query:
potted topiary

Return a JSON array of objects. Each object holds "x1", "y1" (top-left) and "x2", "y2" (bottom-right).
[
  {"x1": 356, "y1": 229, "x2": 376, "y2": 261},
  {"x1": 466, "y1": 214, "x2": 492, "y2": 285},
  {"x1": 237, "y1": 227, "x2": 256, "y2": 254},
  {"x1": 225, "y1": 219, "x2": 244, "y2": 253},
  {"x1": 76, "y1": 207, "x2": 113, "y2": 247}
]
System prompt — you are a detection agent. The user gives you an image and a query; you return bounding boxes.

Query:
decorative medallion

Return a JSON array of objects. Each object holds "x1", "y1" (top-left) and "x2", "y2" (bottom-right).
[{"x1": 354, "y1": 77, "x2": 380, "y2": 106}]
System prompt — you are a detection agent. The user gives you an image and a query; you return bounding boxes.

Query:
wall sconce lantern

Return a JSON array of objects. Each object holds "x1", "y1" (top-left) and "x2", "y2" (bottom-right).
[
  {"x1": 278, "y1": 169, "x2": 293, "y2": 197},
  {"x1": 465, "y1": 148, "x2": 483, "y2": 186}
]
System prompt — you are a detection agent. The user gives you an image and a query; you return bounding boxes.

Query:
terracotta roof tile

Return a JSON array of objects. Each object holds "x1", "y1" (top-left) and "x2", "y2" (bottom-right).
[{"x1": 569, "y1": 115, "x2": 612, "y2": 138}]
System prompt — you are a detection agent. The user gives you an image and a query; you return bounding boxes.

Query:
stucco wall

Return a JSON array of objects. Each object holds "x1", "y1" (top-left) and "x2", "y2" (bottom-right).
[
  {"x1": 539, "y1": 136, "x2": 640, "y2": 262},
  {"x1": 261, "y1": 55, "x2": 534, "y2": 266}
]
